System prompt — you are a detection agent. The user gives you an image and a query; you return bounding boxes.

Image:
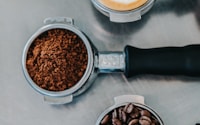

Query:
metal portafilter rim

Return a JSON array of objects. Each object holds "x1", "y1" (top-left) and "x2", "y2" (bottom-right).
[{"x1": 22, "y1": 18, "x2": 96, "y2": 99}]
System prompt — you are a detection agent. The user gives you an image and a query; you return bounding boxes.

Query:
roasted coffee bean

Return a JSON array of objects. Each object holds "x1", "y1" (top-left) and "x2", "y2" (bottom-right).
[
  {"x1": 118, "y1": 108, "x2": 127, "y2": 122},
  {"x1": 101, "y1": 115, "x2": 110, "y2": 124},
  {"x1": 128, "y1": 119, "x2": 139, "y2": 125},
  {"x1": 126, "y1": 117, "x2": 132, "y2": 124},
  {"x1": 151, "y1": 118, "x2": 160, "y2": 125},
  {"x1": 139, "y1": 116, "x2": 152, "y2": 125},
  {"x1": 124, "y1": 103, "x2": 134, "y2": 113},
  {"x1": 113, "y1": 109, "x2": 118, "y2": 119},
  {"x1": 121, "y1": 110, "x2": 127, "y2": 122},
  {"x1": 130, "y1": 108, "x2": 140, "y2": 119},
  {"x1": 118, "y1": 108, "x2": 123, "y2": 120},
  {"x1": 112, "y1": 118, "x2": 122, "y2": 125},
  {"x1": 130, "y1": 112, "x2": 140, "y2": 119},
  {"x1": 140, "y1": 110, "x2": 151, "y2": 117},
  {"x1": 99, "y1": 103, "x2": 160, "y2": 125}
]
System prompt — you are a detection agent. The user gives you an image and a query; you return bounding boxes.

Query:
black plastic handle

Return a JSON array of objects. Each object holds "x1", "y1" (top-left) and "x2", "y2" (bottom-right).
[{"x1": 124, "y1": 45, "x2": 200, "y2": 78}]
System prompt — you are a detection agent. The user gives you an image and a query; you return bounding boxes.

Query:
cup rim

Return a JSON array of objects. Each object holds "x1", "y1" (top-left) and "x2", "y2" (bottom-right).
[
  {"x1": 91, "y1": 0, "x2": 155, "y2": 14},
  {"x1": 22, "y1": 23, "x2": 94, "y2": 97}
]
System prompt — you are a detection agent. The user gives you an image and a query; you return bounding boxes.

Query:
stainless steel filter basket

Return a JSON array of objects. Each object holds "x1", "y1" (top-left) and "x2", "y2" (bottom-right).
[{"x1": 22, "y1": 17, "x2": 98, "y2": 104}]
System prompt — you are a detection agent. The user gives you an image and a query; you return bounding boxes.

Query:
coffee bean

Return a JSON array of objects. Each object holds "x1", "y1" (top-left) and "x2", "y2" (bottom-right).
[
  {"x1": 140, "y1": 110, "x2": 151, "y2": 117},
  {"x1": 139, "y1": 116, "x2": 152, "y2": 125},
  {"x1": 130, "y1": 108, "x2": 140, "y2": 119},
  {"x1": 101, "y1": 115, "x2": 110, "y2": 124},
  {"x1": 100, "y1": 103, "x2": 160, "y2": 125},
  {"x1": 128, "y1": 119, "x2": 139, "y2": 125},
  {"x1": 124, "y1": 103, "x2": 134, "y2": 113},
  {"x1": 112, "y1": 118, "x2": 122, "y2": 125},
  {"x1": 121, "y1": 110, "x2": 127, "y2": 122},
  {"x1": 113, "y1": 109, "x2": 118, "y2": 119},
  {"x1": 126, "y1": 117, "x2": 132, "y2": 124},
  {"x1": 130, "y1": 112, "x2": 139, "y2": 119},
  {"x1": 118, "y1": 108, "x2": 123, "y2": 120},
  {"x1": 152, "y1": 118, "x2": 160, "y2": 125},
  {"x1": 139, "y1": 120, "x2": 151, "y2": 125},
  {"x1": 118, "y1": 108, "x2": 127, "y2": 122}
]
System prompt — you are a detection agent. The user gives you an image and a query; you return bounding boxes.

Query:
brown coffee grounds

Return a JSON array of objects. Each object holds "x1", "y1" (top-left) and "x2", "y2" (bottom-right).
[{"x1": 26, "y1": 29, "x2": 88, "y2": 91}]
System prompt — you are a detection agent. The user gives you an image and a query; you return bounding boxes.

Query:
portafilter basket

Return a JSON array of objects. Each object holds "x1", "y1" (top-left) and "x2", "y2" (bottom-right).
[{"x1": 22, "y1": 17, "x2": 200, "y2": 104}]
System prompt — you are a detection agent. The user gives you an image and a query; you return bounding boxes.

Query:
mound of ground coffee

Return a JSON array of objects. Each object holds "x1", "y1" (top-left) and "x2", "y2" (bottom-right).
[
  {"x1": 100, "y1": 103, "x2": 160, "y2": 125},
  {"x1": 26, "y1": 29, "x2": 88, "y2": 91}
]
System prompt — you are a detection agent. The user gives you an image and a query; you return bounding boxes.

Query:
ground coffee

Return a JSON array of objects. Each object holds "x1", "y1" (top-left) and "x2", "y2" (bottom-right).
[
  {"x1": 26, "y1": 29, "x2": 88, "y2": 91},
  {"x1": 100, "y1": 103, "x2": 160, "y2": 125}
]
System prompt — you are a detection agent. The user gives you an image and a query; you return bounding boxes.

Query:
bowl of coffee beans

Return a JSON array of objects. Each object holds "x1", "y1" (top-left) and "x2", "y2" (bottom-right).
[
  {"x1": 96, "y1": 95, "x2": 164, "y2": 125},
  {"x1": 22, "y1": 17, "x2": 97, "y2": 104}
]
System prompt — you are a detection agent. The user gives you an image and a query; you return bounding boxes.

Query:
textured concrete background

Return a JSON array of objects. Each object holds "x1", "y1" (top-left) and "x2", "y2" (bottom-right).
[{"x1": 0, "y1": 0, "x2": 200, "y2": 125}]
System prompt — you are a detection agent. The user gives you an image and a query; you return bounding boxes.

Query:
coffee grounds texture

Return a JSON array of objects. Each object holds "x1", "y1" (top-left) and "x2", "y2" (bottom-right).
[{"x1": 26, "y1": 29, "x2": 88, "y2": 91}]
